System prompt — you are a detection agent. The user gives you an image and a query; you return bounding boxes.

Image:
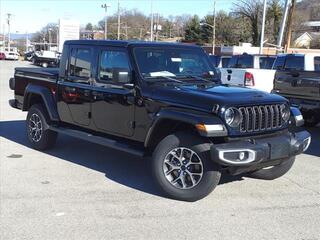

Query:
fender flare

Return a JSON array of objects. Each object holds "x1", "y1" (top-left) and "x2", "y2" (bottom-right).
[
  {"x1": 23, "y1": 84, "x2": 60, "y2": 122},
  {"x1": 144, "y1": 108, "x2": 227, "y2": 148}
]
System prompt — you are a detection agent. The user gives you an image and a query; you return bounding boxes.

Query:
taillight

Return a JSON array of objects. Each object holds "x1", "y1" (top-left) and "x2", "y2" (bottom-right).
[{"x1": 244, "y1": 72, "x2": 255, "y2": 86}]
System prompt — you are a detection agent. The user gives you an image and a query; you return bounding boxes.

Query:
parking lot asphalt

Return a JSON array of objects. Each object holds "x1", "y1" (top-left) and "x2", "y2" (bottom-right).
[{"x1": 0, "y1": 60, "x2": 319, "y2": 240}]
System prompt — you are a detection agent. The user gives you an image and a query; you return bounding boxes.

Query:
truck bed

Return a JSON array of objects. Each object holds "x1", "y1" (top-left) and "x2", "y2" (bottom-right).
[
  {"x1": 14, "y1": 67, "x2": 59, "y2": 106},
  {"x1": 15, "y1": 67, "x2": 59, "y2": 80}
]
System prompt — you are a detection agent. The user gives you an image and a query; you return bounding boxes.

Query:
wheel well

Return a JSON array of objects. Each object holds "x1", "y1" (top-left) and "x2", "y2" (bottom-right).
[
  {"x1": 146, "y1": 119, "x2": 198, "y2": 151},
  {"x1": 25, "y1": 93, "x2": 44, "y2": 110}
]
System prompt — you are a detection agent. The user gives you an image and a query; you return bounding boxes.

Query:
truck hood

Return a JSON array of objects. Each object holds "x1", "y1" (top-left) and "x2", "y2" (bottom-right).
[{"x1": 152, "y1": 84, "x2": 287, "y2": 112}]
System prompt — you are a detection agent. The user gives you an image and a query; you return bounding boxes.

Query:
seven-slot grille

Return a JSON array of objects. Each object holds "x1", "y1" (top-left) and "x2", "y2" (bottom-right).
[{"x1": 238, "y1": 104, "x2": 284, "y2": 133}]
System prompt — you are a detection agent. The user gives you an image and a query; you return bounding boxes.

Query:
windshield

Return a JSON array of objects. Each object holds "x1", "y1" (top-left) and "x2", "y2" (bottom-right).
[{"x1": 133, "y1": 47, "x2": 217, "y2": 81}]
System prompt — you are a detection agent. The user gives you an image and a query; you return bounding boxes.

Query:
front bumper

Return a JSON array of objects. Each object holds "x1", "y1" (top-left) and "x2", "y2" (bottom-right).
[{"x1": 211, "y1": 130, "x2": 311, "y2": 169}]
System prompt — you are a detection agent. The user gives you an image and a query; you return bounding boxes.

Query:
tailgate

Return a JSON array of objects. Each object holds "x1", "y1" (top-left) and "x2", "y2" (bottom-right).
[{"x1": 220, "y1": 68, "x2": 245, "y2": 86}]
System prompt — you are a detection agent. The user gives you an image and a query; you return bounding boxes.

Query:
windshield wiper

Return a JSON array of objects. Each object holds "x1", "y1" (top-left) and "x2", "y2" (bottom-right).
[
  {"x1": 176, "y1": 75, "x2": 215, "y2": 83},
  {"x1": 144, "y1": 76, "x2": 184, "y2": 84}
]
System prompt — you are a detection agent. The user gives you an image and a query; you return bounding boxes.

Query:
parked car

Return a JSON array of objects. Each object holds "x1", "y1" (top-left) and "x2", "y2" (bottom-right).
[
  {"x1": 220, "y1": 54, "x2": 276, "y2": 93},
  {"x1": 24, "y1": 51, "x2": 34, "y2": 61},
  {"x1": 273, "y1": 53, "x2": 320, "y2": 126},
  {"x1": 32, "y1": 50, "x2": 59, "y2": 67},
  {"x1": 9, "y1": 40, "x2": 310, "y2": 201},
  {"x1": 0, "y1": 52, "x2": 6, "y2": 60},
  {"x1": 208, "y1": 55, "x2": 231, "y2": 68},
  {"x1": 5, "y1": 52, "x2": 19, "y2": 60}
]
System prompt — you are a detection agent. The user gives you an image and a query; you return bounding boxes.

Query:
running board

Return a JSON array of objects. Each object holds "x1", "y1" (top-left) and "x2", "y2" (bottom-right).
[{"x1": 49, "y1": 126, "x2": 144, "y2": 157}]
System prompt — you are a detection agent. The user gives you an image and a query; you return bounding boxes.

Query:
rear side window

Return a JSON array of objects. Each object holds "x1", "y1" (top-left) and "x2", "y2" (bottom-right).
[
  {"x1": 314, "y1": 57, "x2": 320, "y2": 71},
  {"x1": 259, "y1": 57, "x2": 275, "y2": 69},
  {"x1": 227, "y1": 56, "x2": 238, "y2": 68},
  {"x1": 69, "y1": 48, "x2": 91, "y2": 79},
  {"x1": 237, "y1": 55, "x2": 253, "y2": 68},
  {"x1": 233, "y1": 55, "x2": 253, "y2": 68},
  {"x1": 273, "y1": 56, "x2": 286, "y2": 70},
  {"x1": 284, "y1": 56, "x2": 304, "y2": 71}
]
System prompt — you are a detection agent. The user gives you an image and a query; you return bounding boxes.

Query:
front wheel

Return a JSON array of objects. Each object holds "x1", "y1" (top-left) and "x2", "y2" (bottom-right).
[
  {"x1": 151, "y1": 132, "x2": 221, "y2": 202},
  {"x1": 247, "y1": 157, "x2": 295, "y2": 180}
]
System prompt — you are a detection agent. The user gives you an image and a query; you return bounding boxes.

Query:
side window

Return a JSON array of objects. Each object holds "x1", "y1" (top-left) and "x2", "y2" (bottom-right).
[
  {"x1": 314, "y1": 57, "x2": 320, "y2": 71},
  {"x1": 227, "y1": 56, "x2": 238, "y2": 68},
  {"x1": 259, "y1": 57, "x2": 275, "y2": 69},
  {"x1": 284, "y1": 56, "x2": 304, "y2": 71},
  {"x1": 221, "y1": 57, "x2": 230, "y2": 68},
  {"x1": 99, "y1": 50, "x2": 130, "y2": 83},
  {"x1": 273, "y1": 56, "x2": 286, "y2": 70},
  {"x1": 69, "y1": 48, "x2": 91, "y2": 80}
]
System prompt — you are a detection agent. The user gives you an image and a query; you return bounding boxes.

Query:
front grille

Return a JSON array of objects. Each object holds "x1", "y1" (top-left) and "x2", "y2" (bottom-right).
[{"x1": 238, "y1": 104, "x2": 284, "y2": 133}]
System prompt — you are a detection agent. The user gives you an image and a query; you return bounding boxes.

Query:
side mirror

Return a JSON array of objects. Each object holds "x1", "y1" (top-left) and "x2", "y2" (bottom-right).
[{"x1": 112, "y1": 68, "x2": 132, "y2": 84}]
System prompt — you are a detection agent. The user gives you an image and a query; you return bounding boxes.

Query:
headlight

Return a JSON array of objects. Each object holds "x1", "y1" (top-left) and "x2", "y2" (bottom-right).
[
  {"x1": 280, "y1": 104, "x2": 290, "y2": 122},
  {"x1": 224, "y1": 107, "x2": 242, "y2": 128}
]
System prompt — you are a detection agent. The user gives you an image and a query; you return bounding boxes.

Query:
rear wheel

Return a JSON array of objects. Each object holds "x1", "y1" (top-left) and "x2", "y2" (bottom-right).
[
  {"x1": 151, "y1": 132, "x2": 221, "y2": 202},
  {"x1": 26, "y1": 104, "x2": 57, "y2": 150},
  {"x1": 247, "y1": 157, "x2": 295, "y2": 180}
]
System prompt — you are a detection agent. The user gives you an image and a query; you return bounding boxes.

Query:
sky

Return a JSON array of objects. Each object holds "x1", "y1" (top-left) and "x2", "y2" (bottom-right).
[{"x1": 0, "y1": 0, "x2": 233, "y2": 33}]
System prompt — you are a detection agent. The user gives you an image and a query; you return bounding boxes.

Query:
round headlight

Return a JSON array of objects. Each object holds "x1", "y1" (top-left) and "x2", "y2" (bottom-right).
[
  {"x1": 280, "y1": 104, "x2": 290, "y2": 122},
  {"x1": 224, "y1": 107, "x2": 242, "y2": 127}
]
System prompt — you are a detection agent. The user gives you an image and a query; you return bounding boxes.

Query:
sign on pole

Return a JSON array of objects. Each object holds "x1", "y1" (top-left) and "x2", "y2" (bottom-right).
[{"x1": 58, "y1": 19, "x2": 80, "y2": 52}]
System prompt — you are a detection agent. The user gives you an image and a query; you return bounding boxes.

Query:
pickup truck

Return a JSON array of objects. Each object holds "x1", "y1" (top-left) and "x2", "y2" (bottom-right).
[
  {"x1": 9, "y1": 40, "x2": 311, "y2": 201},
  {"x1": 273, "y1": 53, "x2": 320, "y2": 126},
  {"x1": 220, "y1": 54, "x2": 276, "y2": 93}
]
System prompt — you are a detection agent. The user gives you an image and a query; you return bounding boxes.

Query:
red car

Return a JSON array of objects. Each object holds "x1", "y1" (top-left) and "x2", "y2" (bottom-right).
[{"x1": 0, "y1": 52, "x2": 6, "y2": 60}]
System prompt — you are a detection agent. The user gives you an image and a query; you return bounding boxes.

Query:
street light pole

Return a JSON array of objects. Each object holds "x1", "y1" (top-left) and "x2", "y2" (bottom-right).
[
  {"x1": 212, "y1": 0, "x2": 216, "y2": 55},
  {"x1": 259, "y1": 0, "x2": 267, "y2": 54},
  {"x1": 7, "y1": 13, "x2": 12, "y2": 52},
  {"x1": 101, "y1": 3, "x2": 111, "y2": 40},
  {"x1": 150, "y1": 0, "x2": 154, "y2": 41},
  {"x1": 117, "y1": 0, "x2": 121, "y2": 40},
  {"x1": 277, "y1": 0, "x2": 290, "y2": 51}
]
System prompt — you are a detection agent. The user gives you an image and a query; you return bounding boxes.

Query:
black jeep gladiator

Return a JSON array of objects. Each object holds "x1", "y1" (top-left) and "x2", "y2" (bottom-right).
[{"x1": 9, "y1": 40, "x2": 311, "y2": 201}]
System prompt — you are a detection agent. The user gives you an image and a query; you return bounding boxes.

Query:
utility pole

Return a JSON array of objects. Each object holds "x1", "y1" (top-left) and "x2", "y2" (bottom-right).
[
  {"x1": 101, "y1": 3, "x2": 111, "y2": 40},
  {"x1": 7, "y1": 13, "x2": 12, "y2": 52},
  {"x1": 117, "y1": 0, "x2": 121, "y2": 40},
  {"x1": 285, "y1": 0, "x2": 296, "y2": 52},
  {"x1": 259, "y1": 0, "x2": 267, "y2": 54},
  {"x1": 277, "y1": 0, "x2": 290, "y2": 52},
  {"x1": 48, "y1": 28, "x2": 52, "y2": 50},
  {"x1": 150, "y1": 0, "x2": 154, "y2": 41}
]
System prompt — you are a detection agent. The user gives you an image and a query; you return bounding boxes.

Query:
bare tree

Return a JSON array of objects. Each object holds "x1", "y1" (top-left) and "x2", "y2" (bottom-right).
[{"x1": 233, "y1": 0, "x2": 263, "y2": 46}]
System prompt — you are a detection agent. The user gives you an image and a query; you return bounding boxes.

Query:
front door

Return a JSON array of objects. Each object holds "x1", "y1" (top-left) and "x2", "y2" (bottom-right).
[
  {"x1": 57, "y1": 46, "x2": 93, "y2": 126},
  {"x1": 91, "y1": 47, "x2": 135, "y2": 137}
]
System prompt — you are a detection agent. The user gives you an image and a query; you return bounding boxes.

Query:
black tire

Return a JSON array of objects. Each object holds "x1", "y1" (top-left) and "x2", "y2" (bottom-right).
[
  {"x1": 303, "y1": 111, "x2": 319, "y2": 127},
  {"x1": 247, "y1": 157, "x2": 295, "y2": 180},
  {"x1": 151, "y1": 132, "x2": 221, "y2": 202},
  {"x1": 26, "y1": 104, "x2": 57, "y2": 150}
]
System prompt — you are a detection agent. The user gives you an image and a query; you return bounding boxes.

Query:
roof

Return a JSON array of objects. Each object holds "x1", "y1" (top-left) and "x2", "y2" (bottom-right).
[{"x1": 64, "y1": 40, "x2": 201, "y2": 49}]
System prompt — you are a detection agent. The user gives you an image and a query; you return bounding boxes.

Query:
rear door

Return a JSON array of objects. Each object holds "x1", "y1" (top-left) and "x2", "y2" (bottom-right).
[{"x1": 57, "y1": 45, "x2": 93, "y2": 126}]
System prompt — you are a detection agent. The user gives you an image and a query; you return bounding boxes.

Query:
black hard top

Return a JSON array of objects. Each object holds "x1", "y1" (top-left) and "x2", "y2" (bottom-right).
[{"x1": 64, "y1": 40, "x2": 201, "y2": 49}]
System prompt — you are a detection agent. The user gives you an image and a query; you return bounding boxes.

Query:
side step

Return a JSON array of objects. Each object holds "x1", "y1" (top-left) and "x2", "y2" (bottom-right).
[{"x1": 49, "y1": 126, "x2": 144, "y2": 157}]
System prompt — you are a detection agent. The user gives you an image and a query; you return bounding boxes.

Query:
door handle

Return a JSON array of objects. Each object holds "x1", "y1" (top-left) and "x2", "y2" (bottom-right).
[{"x1": 227, "y1": 69, "x2": 232, "y2": 74}]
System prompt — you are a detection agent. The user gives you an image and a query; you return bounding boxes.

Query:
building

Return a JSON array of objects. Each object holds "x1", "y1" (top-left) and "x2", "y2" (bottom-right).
[{"x1": 80, "y1": 30, "x2": 104, "y2": 40}]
